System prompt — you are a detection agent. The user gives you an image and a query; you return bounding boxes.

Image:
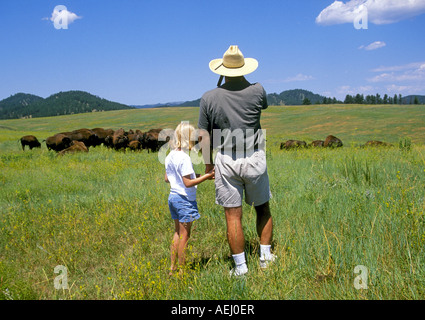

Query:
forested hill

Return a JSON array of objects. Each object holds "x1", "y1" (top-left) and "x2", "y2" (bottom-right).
[
  {"x1": 0, "y1": 91, "x2": 134, "y2": 119},
  {"x1": 266, "y1": 89, "x2": 326, "y2": 105}
]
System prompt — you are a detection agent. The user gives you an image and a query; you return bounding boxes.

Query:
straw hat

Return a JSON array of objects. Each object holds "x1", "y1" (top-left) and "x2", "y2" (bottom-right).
[{"x1": 209, "y1": 45, "x2": 258, "y2": 77}]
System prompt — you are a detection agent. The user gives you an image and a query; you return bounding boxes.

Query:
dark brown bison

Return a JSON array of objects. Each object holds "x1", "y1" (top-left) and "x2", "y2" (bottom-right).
[
  {"x1": 112, "y1": 128, "x2": 129, "y2": 150},
  {"x1": 45, "y1": 133, "x2": 72, "y2": 152},
  {"x1": 128, "y1": 129, "x2": 144, "y2": 144},
  {"x1": 363, "y1": 140, "x2": 393, "y2": 147},
  {"x1": 20, "y1": 135, "x2": 41, "y2": 150},
  {"x1": 104, "y1": 135, "x2": 114, "y2": 148},
  {"x1": 309, "y1": 140, "x2": 324, "y2": 147},
  {"x1": 60, "y1": 129, "x2": 100, "y2": 149},
  {"x1": 128, "y1": 140, "x2": 142, "y2": 151},
  {"x1": 58, "y1": 140, "x2": 89, "y2": 156},
  {"x1": 142, "y1": 128, "x2": 169, "y2": 152},
  {"x1": 91, "y1": 128, "x2": 114, "y2": 147},
  {"x1": 324, "y1": 135, "x2": 343, "y2": 148},
  {"x1": 280, "y1": 140, "x2": 307, "y2": 150}
]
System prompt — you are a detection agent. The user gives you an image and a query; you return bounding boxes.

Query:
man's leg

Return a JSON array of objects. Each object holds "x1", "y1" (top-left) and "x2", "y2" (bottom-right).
[
  {"x1": 255, "y1": 201, "x2": 275, "y2": 268},
  {"x1": 255, "y1": 201, "x2": 273, "y2": 245},
  {"x1": 225, "y1": 206, "x2": 245, "y2": 253},
  {"x1": 225, "y1": 206, "x2": 248, "y2": 275}
]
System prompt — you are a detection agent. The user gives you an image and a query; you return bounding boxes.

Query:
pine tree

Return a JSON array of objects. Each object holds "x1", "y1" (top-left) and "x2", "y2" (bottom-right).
[{"x1": 303, "y1": 97, "x2": 311, "y2": 105}]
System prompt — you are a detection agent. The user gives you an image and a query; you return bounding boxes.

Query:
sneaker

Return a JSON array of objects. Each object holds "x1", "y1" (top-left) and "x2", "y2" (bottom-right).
[
  {"x1": 229, "y1": 266, "x2": 248, "y2": 277},
  {"x1": 259, "y1": 254, "x2": 276, "y2": 269}
]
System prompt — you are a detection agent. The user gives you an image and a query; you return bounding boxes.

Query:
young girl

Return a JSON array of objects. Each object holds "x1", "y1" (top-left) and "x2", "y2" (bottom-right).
[{"x1": 164, "y1": 122, "x2": 214, "y2": 274}]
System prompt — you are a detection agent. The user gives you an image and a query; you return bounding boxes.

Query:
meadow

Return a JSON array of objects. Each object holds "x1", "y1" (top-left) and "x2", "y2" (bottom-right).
[{"x1": 0, "y1": 104, "x2": 425, "y2": 300}]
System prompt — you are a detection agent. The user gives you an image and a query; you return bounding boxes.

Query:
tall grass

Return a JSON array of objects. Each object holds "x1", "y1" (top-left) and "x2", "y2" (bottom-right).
[
  {"x1": 1, "y1": 105, "x2": 424, "y2": 299},
  {"x1": 1, "y1": 143, "x2": 424, "y2": 300}
]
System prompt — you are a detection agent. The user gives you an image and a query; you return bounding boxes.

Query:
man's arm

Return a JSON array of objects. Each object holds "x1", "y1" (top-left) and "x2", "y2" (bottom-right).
[
  {"x1": 198, "y1": 128, "x2": 214, "y2": 174},
  {"x1": 198, "y1": 96, "x2": 214, "y2": 173}
]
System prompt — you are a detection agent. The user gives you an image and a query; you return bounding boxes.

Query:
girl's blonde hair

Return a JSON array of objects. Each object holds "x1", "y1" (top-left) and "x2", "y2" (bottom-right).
[{"x1": 172, "y1": 121, "x2": 196, "y2": 151}]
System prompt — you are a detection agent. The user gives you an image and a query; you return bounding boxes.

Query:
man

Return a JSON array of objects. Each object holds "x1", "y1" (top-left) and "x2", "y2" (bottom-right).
[{"x1": 198, "y1": 45, "x2": 275, "y2": 276}]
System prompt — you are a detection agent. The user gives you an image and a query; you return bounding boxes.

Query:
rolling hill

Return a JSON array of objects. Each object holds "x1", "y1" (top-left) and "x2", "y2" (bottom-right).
[{"x1": 0, "y1": 91, "x2": 134, "y2": 120}]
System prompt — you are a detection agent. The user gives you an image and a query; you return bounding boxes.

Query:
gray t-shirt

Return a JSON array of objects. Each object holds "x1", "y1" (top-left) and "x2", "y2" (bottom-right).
[{"x1": 198, "y1": 78, "x2": 268, "y2": 155}]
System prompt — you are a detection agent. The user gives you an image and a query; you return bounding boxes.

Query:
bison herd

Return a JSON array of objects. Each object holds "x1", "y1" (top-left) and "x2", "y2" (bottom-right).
[
  {"x1": 19, "y1": 127, "x2": 169, "y2": 155},
  {"x1": 20, "y1": 131, "x2": 394, "y2": 155},
  {"x1": 280, "y1": 135, "x2": 393, "y2": 150}
]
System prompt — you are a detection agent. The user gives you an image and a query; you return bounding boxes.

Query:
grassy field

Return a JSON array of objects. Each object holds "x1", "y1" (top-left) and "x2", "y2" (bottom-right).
[{"x1": 0, "y1": 104, "x2": 425, "y2": 300}]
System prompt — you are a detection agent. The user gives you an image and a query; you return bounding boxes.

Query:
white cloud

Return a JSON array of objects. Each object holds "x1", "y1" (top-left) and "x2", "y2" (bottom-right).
[
  {"x1": 263, "y1": 74, "x2": 314, "y2": 84},
  {"x1": 359, "y1": 41, "x2": 386, "y2": 51},
  {"x1": 316, "y1": 0, "x2": 425, "y2": 26},
  {"x1": 373, "y1": 62, "x2": 425, "y2": 72},
  {"x1": 336, "y1": 85, "x2": 375, "y2": 96},
  {"x1": 367, "y1": 61, "x2": 425, "y2": 95},
  {"x1": 368, "y1": 61, "x2": 425, "y2": 83},
  {"x1": 283, "y1": 74, "x2": 314, "y2": 82},
  {"x1": 44, "y1": 6, "x2": 82, "y2": 28}
]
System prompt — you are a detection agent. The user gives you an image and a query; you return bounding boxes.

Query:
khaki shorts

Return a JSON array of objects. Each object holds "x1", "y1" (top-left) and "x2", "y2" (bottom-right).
[{"x1": 214, "y1": 150, "x2": 271, "y2": 208}]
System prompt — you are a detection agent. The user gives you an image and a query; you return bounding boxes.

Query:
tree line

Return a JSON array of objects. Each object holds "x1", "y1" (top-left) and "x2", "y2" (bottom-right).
[{"x1": 302, "y1": 93, "x2": 422, "y2": 105}]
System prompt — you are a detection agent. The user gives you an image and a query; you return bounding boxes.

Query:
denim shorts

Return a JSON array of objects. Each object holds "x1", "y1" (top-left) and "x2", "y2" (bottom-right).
[{"x1": 168, "y1": 193, "x2": 200, "y2": 223}]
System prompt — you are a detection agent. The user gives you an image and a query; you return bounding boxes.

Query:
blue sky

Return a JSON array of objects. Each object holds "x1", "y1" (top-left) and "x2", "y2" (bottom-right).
[{"x1": 1, "y1": 0, "x2": 425, "y2": 105}]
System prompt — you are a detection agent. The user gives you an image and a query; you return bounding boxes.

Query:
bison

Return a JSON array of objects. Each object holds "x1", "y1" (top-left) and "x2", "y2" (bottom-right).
[
  {"x1": 309, "y1": 140, "x2": 324, "y2": 147},
  {"x1": 324, "y1": 135, "x2": 343, "y2": 148},
  {"x1": 91, "y1": 128, "x2": 114, "y2": 147},
  {"x1": 58, "y1": 140, "x2": 89, "y2": 156},
  {"x1": 128, "y1": 140, "x2": 142, "y2": 151},
  {"x1": 60, "y1": 129, "x2": 100, "y2": 149},
  {"x1": 141, "y1": 128, "x2": 169, "y2": 152},
  {"x1": 280, "y1": 140, "x2": 307, "y2": 150},
  {"x1": 112, "y1": 128, "x2": 129, "y2": 151},
  {"x1": 20, "y1": 135, "x2": 41, "y2": 151},
  {"x1": 128, "y1": 130, "x2": 144, "y2": 145},
  {"x1": 45, "y1": 133, "x2": 72, "y2": 152}
]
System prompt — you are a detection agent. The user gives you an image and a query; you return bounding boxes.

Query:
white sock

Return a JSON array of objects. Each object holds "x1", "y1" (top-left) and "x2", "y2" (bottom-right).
[
  {"x1": 260, "y1": 244, "x2": 272, "y2": 260},
  {"x1": 232, "y1": 252, "x2": 247, "y2": 270}
]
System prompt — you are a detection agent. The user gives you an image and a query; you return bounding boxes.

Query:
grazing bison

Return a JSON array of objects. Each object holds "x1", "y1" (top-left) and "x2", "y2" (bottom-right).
[
  {"x1": 363, "y1": 140, "x2": 393, "y2": 147},
  {"x1": 45, "y1": 133, "x2": 72, "y2": 152},
  {"x1": 20, "y1": 135, "x2": 41, "y2": 150},
  {"x1": 112, "y1": 128, "x2": 129, "y2": 151},
  {"x1": 142, "y1": 128, "x2": 169, "y2": 152},
  {"x1": 91, "y1": 128, "x2": 114, "y2": 147},
  {"x1": 324, "y1": 135, "x2": 343, "y2": 148},
  {"x1": 128, "y1": 140, "x2": 142, "y2": 151},
  {"x1": 104, "y1": 135, "x2": 114, "y2": 149},
  {"x1": 60, "y1": 129, "x2": 100, "y2": 149},
  {"x1": 58, "y1": 140, "x2": 89, "y2": 156},
  {"x1": 309, "y1": 140, "x2": 324, "y2": 147},
  {"x1": 128, "y1": 130, "x2": 144, "y2": 145},
  {"x1": 280, "y1": 140, "x2": 307, "y2": 150}
]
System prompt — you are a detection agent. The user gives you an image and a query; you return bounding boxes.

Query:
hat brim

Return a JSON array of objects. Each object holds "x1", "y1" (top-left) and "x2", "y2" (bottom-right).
[{"x1": 209, "y1": 58, "x2": 258, "y2": 77}]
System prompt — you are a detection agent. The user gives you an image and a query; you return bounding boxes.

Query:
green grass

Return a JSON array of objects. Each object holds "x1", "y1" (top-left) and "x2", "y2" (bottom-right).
[{"x1": 0, "y1": 104, "x2": 425, "y2": 300}]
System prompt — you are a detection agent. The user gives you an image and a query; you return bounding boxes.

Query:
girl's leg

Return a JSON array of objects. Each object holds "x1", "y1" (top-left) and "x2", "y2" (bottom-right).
[
  {"x1": 170, "y1": 219, "x2": 180, "y2": 274},
  {"x1": 178, "y1": 221, "x2": 192, "y2": 268}
]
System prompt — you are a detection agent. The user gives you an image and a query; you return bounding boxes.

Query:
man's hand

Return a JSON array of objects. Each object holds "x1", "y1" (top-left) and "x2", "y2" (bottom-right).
[{"x1": 205, "y1": 164, "x2": 215, "y2": 179}]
